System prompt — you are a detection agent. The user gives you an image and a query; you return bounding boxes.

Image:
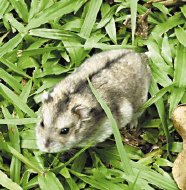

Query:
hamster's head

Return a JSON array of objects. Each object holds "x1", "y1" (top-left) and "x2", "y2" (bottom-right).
[{"x1": 36, "y1": 91, "x2": 103, "y2": 153}]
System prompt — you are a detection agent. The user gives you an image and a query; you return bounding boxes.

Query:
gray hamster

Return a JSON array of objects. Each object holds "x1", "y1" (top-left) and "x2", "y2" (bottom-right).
[{"x1": 36, "y1": 49, "x2": 151, "y2": 153}]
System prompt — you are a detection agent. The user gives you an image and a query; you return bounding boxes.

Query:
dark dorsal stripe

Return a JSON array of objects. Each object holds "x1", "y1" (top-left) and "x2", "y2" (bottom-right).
[
  {"x1": 56, "y1": 96, "x2": 70, "y2": 113},
  {"x1": 73, "y1": 51, "x2": 129, "y2": 94},
  {"x1": 46, "y1": 51, "x2": 130, "y2": 115},
  {"x1": 44, "y1": 93, "x2": 54, "y2": 103}
]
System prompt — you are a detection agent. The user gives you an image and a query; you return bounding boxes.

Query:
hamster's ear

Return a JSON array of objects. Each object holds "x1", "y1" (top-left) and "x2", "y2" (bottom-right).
[
  {"x1": 42, "y1": 91, "x2": 53, "y2": 103},
  {"x1": 42, "y1": 91, "x2": 49, "y2": 102},
  {"x1": 72, "y1": 105, "x2": 92, "y2": 121}
]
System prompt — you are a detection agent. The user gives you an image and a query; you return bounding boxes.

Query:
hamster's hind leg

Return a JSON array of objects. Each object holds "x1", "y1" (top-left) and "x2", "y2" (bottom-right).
[{"x1": 118, "y1": 98, "x2": 133, "y2": 128}]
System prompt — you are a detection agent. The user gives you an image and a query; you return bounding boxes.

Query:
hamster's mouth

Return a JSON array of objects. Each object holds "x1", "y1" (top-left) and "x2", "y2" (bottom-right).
[
  {"x1": 38, "y1": 141, "x2": 76, "y2": 153},
  {"x1": 36, "y1": 138, "x2": 62, "y2": 153},
  {"x1": 36, "y1": 131, "x2": 80, "y2": 153},
  {"x1": 38, "y1": 145, "x2": 68, "y2": 153}
]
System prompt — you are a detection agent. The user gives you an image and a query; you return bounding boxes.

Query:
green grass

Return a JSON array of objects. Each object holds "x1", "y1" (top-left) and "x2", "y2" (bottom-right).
[{"x1": 0, "y1": 0, "x2": 186, "y2": 189}]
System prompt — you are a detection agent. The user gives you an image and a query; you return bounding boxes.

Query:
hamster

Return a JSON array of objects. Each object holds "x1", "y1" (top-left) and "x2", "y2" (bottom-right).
[{"x1": 36, "y1": 49, "x2": 151, "y2": 153}]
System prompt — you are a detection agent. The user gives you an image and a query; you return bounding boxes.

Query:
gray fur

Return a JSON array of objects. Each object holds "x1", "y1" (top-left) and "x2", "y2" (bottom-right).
[{"x1": 36, "y1": 49, "x2": 151, "y2": 153}]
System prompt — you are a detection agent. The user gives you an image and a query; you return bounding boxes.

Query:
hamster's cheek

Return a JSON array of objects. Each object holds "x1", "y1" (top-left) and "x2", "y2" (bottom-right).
[
  {"x1": 35, "y1": 127, "x2": 47, "y2": 152},
  {"x1": 68, "y1": 135, "x2": 76, "y2": 143},
  {"x1": 36, "y1": 138, "x2": 54, "y2": 152},
  {"x1": 36, "y1": 136, "x2": 47, "y2": 152}
]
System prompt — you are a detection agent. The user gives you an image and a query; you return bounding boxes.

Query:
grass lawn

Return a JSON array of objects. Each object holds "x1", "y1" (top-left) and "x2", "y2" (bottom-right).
[{"x1": 0, "y1": 0, "x2": 186, "y2": 189}]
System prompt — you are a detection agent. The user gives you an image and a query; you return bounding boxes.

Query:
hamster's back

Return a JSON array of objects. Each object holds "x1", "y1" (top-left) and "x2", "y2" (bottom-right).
[{"x1": 88, "y1": 50, "x2": 151, "y2": 112}]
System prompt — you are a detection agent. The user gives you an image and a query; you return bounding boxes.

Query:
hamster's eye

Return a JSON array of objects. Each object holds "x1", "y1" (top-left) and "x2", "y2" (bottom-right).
[
  {"x1": 40, "y1": 121, "x2": 44, "y2": 128},
  {"x1": 60, "y1": 128, "x2": 70, "y2": 135}
]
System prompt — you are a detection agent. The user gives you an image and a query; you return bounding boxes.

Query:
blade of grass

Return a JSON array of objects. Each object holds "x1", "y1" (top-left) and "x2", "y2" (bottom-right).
[
  {"x1": 20, "y1": 80, "x2": 32, "y2": 103},
  {"x1": 174, "y1": 43, "x2": 186, "y2": 87},
  {"x1": 79, "y1": 176, "x2": 124, "y2": 190},
  {"x1": 149, "y1": 77, "x2": 171, "y2": 152},
  {"x1": 9, "y1": 0, "x2": 28, "y2": 22},
  {"x1": 22, "y1": 176, "x2": 38, "y2": 189},
  {"x1": 150, "y1": 63, "x2": 172, "y2": 87},
  {"x1": 67, "y1": 171, "x2": 108, "y2": 190},
  {"x1": 70, "y1": 168, "x2": 147, "y2": 190},
  {"x1": 20, "y1": 128, "x2": 37, "y2": 149},
  {"x1": 29, "y1": 28, "x2": 76, "y2": 40},
  {"x1": 8, "y1": 146, "x2": 44, "y2": 174},
  {"x1": 28, "y1": 0, "x2": 40, "y2": 21},
  {"x1": 74, "y1": 0, "x2": 88, "y2": 13},
  {"x1": 0, "y1": 118, "x2": 40, "y2": 125},
  {"x1": 130, "y1": 0, "x2": 138, "y2": 44},
  {"x1": 100, "y1": 4, "x2": 117, "y2": 44},
  {"x1": 147, "y1": 40, "x2": 173, "y2": 87},
  {"x1": 71, "y1": 152, "x2": 87, "y2": 173},
  {"x1": 87, "y1": 78, "x2": 133, "y2": 175},
  {"x1": 32, "y1": 78, "x2": 61, "y2": 96},
  {"x1": 84, "y1": 32, "x2": 105, "y2": 50},
  {"x1": 169, "y1": 87, "x2": 185, "y2": 118},
  {"x1": 0, "y1": 57, "x2": 30, "y2": 78},
  {"x1": 38, "y1": 171, "x2": 64, "y2": 190},
  {"x1": 51, "y1": 145, "x2": 91, "y2": 173},
  {"x1": 144, "y1": 169, "x2": 178, "y2": 190},
  {"x1": 27, "y1": 39, "x2": 49, "y2": 50},
  {"x1": 21, "y1": 140, "x2": 37, "y2": 149},
  {"x1": 59, "y1": 168, "x2": 79, "y2": 190},
  {"x1": 27, "y1": 0, "x2": 77, "y2": 30},
  {"x1": 80, "y1": 0, "x2": 102, "y2": 38},
  {"x1": 0, "y1": 68, "x2": 22, "y2": 93},
  {"x1": 62, "y1": 37, "x2": 87, "y2": 66},
  {"x1": 175, "y1": 28, "x2": 186, "y2": 47},
  {"x1": 132, "y1": 162, "x2": 178, "y2": 190},
  {"x1": 0, "y1": 33, "x2": 23, "y2": 58},
  {"x1": 151, "y1": 13, "x2": 185, "y2": 41},
  {"x1": 0, "y1": 170, "x2": 23, "y2": 190},
  {"x1": 169, "y1": 43, "x2": 186, "y2": 116},
  {"x1": 20, "y1": 170, "x2": 31, "y2": 188},
  {"x1": 28, "y1": 0, "x2": 54, "y2": 21},
  {"x1": 0, "y1": 133, "x2": 44, "y2": 174},
  {"x1": 181, "y1": 5, "x2": 186, "y2": 17},
  {"x1": 61, "y1": 18, "x2": 83, "y2": 31},
  {"x1": 139, "y1": 82, "x2": 175, "y2": 112},
  {"x1": 83, "y1": 43, "x2": 132, "y2": 50},
  {"x1": 0, "y1": 0, "x2": 10, "y2": 19},
  {"x1": 34, "y1": 65, "x2": 71, "y2": 78},
  {"x1": 0, "y1": 84, "x2": 36, "y2": 118},
  {"x1": 152, "y1": 2, "x2": 169, "y2": 15},
  {"x1": 18, "y1": 47, "x2": 65, "y2": 57},
  {"x1": 161, "y1": 34, "x2": 172, "y2": 66},
  {"x1": 5, "y1": 13, "x2": 26, "y2": 34},
  {"x1": 146, "y1": 39, "x2": 173, "y2": 75},
  {"x1": 2, "y1": 107, "x2": 21, "y2": 183},
  {"x1": 105, "y1": 17, "x2": 117, "y2": 44},
  {"x1": 97, "y1": 4, "x2": 117, "y2": 29}
]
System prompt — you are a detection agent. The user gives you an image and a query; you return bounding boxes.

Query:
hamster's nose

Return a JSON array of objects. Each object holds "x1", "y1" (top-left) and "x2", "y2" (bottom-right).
[{"x1": 45, "y1": 138, "x2": 51, "y2": 148}]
